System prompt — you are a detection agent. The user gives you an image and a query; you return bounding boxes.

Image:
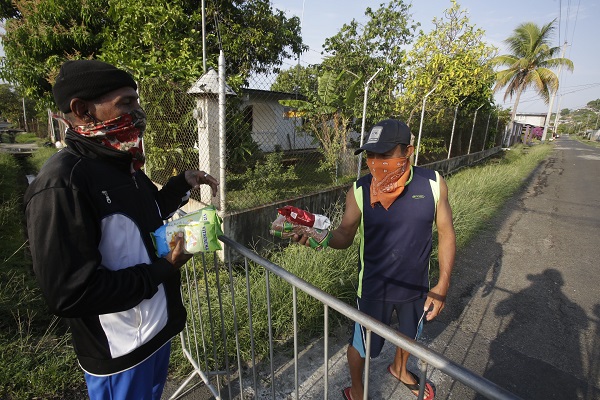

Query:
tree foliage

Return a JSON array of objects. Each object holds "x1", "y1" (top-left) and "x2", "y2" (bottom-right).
[
  {"x1": 0, "y1": 0, "x2": 304, "y2": 110},
  {"x1": 492, "y1": 19, "x2": 574, "y2": 125},
  {"x1": 270, "y1": 64, "x2": 320, "y2": 96},
  {"x1": 319, "y1": 0, "x2": 418, "y2": 125},
  {"x1": 586, "y1": 99, "x2": 600, "y2": 112},
  {"x1": 0, "y1": 84, "x2": 24, "y2": 125},
  {"x1": 280, "y1": 71, "x2": 363, "y2": 177},
  {"x1": 398, "y1": 0, "x2": 496, "y2": 124},
  {"x1": 0, "y1": 84, "x2": 38, "y2": 130}
]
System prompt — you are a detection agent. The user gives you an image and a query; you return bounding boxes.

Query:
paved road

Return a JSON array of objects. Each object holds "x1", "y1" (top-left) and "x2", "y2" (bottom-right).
[
  {"x1": 164, "y1": 137, "x2": 600, "y2": 399},
  {"x1": 425, "y1": 137, "x2": 600, "y2": 399}
]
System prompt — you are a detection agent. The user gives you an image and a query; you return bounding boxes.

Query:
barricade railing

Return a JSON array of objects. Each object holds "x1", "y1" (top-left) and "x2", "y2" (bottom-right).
[{"x1": 169, "y1": 235, "x2": 521, "y2": 400}]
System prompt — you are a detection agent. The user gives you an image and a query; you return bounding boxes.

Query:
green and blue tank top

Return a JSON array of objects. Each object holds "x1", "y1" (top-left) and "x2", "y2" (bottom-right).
[{"x1": 353, "y1": 166, "x2": 441, "y2": 302}]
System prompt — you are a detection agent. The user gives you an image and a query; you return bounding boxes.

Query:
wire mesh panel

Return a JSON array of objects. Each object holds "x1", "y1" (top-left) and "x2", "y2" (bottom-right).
[
  {"x1": 139, "y1": 77, "x2": 202, "y2": 193},
  {"x1": 223, "y1": 73, "x2": 359, "y2": 212},
  {"x1": 139, "y1": 74, "x2": 507, "y2": 214}
]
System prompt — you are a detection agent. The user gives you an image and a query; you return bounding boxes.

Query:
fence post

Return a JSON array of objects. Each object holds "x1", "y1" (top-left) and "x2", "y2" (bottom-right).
[
  {"x1": 467, "y1": 104, "x2": 484, "y2": 155},
  {"x1": 357, "y1": 68, "x2": 383, "y2": 179},
  {"x1": 218, "y1": 50, "x2": 227, "y2": 212},
  {"x1": 415, "y1": 86, "x2": 437, "y2": 166},
  {"x1": 482, "y1": 113, "x2": 492, "y2": 151},
  {"x1": 448, "y1": 98, "x2": 466, "y2": 159}
]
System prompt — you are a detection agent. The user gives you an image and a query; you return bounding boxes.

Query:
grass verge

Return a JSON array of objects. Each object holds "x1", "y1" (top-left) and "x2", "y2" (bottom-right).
[
  {"x1": 570, "y1": 134, "x2": 600, "y2": 149},
  {"x1": 1, "y1": 143, "x2": 552, "y2": 398}
]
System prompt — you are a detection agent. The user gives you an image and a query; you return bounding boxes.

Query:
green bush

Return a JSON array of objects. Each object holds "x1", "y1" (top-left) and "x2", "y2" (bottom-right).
[
  {"x1": 239, "y1": 152, "x2": 301, "y2": 204},
  {"x1": 14, "y1": 133, "x2": 40, "y2": 144}
]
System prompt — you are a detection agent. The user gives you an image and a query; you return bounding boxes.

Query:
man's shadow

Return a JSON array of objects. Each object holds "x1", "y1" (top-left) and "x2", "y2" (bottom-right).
[{"x1": 475, "y1": 268, "x2": 591, "y2": 400}]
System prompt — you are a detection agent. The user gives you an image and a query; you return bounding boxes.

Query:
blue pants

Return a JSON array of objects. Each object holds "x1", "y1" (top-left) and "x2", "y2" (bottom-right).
[{"x1": 84, "y1": 341, "x2": 171, "y2": 400}]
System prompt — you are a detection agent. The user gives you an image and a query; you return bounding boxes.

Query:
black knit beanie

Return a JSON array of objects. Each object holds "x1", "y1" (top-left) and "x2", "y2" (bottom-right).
[{"x1": 52, "y1": 60, "x2": 137, "y2": 113}]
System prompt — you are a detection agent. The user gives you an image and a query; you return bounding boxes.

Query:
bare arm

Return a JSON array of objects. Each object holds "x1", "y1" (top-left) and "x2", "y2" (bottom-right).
[
  {"x1": 425, "y1": 176, "x2": 456, "y2": 320},
  {"x1": 328, "y1": 188, "x2": 362, "y2": 249},
  {"x1": 295, "y1": 188, "x2": 361, "y2": 249}
]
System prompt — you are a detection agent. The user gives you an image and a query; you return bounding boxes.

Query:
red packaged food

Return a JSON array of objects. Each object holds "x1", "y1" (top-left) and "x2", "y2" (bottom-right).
[{"x1": 277, "y1": 206, "x2": 315, "y2": 227}]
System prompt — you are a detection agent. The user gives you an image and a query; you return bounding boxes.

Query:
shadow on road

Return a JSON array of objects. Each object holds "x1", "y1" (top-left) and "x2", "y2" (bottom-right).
[{"x1": 475, "y1": 269, "x2": 589, "y2": 399}]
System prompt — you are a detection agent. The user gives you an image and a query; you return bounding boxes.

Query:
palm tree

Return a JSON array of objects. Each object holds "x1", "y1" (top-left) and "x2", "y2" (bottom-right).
[{"x1": 492, "y1": 20, "x2": 573, "y2": 129}]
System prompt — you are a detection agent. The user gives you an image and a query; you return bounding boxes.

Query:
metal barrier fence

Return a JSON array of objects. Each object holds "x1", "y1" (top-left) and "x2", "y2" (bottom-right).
[{"x1": 169, "y1": 235, "x2": 521, "y2": 400}]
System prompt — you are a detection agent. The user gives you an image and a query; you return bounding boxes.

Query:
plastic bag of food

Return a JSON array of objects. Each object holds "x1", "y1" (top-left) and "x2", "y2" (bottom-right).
[
  {"x1": 277, "y1": 205, "x2": 331, "y2": 229},
  {"x1": 151, "y1": 205, "x2": 223, "y2": 257},
  {"x1": 270, "y1": 214, "x2": 332, "y2": 250}
]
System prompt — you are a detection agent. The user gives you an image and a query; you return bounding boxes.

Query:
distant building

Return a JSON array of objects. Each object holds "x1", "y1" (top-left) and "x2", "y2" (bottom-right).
[
  {"x1": 503, "y1": 113, "x2": 548, "y2": 146},
  {"x1": 240, "y1": 88, "x2": 316, "y2": 152},
  {"x1": 240, "y1": 88, "x2": 360, "y2": 152},
  {"x1": 514, "y1": 112, "x2": 547, "y2": 128}
]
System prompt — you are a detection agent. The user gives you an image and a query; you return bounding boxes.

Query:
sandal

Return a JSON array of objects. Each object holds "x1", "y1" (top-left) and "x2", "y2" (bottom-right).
[{"x1": 387, "y1": 365, "x2": 434, "y2": 399}]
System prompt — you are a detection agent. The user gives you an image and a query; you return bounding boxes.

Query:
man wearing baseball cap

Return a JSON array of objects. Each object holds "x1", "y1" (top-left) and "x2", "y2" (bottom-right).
[
  {"x1": 25, "y1": 59, "x2": 218, "y2": 399},
  {"x1": 298, "y1": 119, "x2": 455, "y2": 399}
]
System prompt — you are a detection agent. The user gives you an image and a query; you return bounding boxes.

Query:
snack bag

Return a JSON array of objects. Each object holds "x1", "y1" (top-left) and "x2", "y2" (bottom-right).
[
  {"x1": 270, "y1": 208, "x2": 332, "y2": 250},
  {"x1": 277, "y1": 205, "x2": 331, "y2": 229},
  {"x1": 151, "y1": 205, "x2": 223, "y2": 257}
]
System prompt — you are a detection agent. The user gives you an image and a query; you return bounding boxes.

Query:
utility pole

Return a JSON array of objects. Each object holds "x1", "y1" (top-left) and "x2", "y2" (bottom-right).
[
  {"x1": 542, "y1": 41, "x2": 568, "y2": 142},
  {"x1": 552, "y1": 95, "x2": 562, "y2": 134},
  {"x1": 201, "y1": 0, "x2": 206, "y2": 73}
]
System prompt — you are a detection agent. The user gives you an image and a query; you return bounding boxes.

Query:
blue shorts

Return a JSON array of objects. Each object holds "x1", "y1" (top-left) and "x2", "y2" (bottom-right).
[
  {"x1": 84, "y1": 341, "x2": 171, "y2": 400},
  {"x1": 350, "y1": 297, "x2": 426, "y2": 358}
]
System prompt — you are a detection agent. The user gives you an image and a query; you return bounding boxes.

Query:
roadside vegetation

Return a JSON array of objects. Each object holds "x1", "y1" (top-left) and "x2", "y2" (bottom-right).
[
  {"x1": 0, "y1": 142, "x2": 552, "y2": 398},
  {"x1": 0, "y1": 148, "x2": 87, "y2": 399},
  {"x1": 571, "y1": 134, "x2": 600, "y2": 149}
]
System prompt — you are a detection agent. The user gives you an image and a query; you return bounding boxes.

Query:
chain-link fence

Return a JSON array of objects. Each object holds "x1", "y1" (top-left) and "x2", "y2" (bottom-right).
[
  {"x1": 410, "y1": 106, "x2": 506, "y2": 164},
  {"x1": 139, "y1": 71, "x2": 508, "y2": 214}
]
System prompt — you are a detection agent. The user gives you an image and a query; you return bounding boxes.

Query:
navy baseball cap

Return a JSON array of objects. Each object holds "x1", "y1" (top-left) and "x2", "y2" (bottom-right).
[{"x1": 354, "y1": 119, "x2": 412, "y2": 155}]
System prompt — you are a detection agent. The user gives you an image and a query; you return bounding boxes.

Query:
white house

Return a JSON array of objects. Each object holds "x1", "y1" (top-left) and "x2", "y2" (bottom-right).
[
  {"x1": 241, "y1": 89, "x2": 317, "y2": 152},
  {"x1": 514, "y1": 112, "x2": 547, "y2": 128},
  {"x1": 240, "y1": 88, "x2": 361, "y2": 153}
]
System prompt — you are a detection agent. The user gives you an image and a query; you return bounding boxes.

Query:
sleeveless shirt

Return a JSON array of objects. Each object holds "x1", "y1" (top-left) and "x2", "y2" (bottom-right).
[{"x1": 353, "y1": 166, "x2": 441, "y2": 302}]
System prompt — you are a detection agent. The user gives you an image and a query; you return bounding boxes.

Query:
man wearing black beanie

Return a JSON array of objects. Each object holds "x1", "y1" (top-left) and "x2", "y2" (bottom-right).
[{"x1": 25, "y1": 59, "x2": 219, "y2": 400}]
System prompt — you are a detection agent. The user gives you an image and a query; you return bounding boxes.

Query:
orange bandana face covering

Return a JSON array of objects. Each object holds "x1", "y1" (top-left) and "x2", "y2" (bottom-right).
[{"x1": 367, "y1": 157, "x2": 411, "y2": 210}]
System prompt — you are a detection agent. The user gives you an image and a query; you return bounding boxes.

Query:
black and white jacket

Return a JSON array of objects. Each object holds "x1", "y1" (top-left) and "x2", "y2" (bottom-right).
[{"x1": 25, "y1": 130, "x2": 189, "y2": 376}]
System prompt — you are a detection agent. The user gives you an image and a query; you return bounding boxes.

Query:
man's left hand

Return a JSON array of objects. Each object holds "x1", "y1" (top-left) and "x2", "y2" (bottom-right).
[
  {"x1": 185, "y1": 170, "x2": 219, "y2": 197},
  {"x1": 424, "y1": 284, "x2": 448, "y2": 321}
]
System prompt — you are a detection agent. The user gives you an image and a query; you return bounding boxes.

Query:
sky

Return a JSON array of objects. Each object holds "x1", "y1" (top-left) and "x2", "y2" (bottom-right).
[{"x1": 270, "y1": 0, "x2": 600, "y2": 114}]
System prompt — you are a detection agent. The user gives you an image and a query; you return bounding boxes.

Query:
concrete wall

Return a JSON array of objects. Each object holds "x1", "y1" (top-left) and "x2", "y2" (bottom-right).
[
  {"x1": 222, "y1": 184, "x2": 350, "y2": 260},
  {"x1": 421, "y1": 146, "x2": 502, "y2": 175},
  {"x1": 221, "y1": 146, "x2": 503, "y2": 259}
]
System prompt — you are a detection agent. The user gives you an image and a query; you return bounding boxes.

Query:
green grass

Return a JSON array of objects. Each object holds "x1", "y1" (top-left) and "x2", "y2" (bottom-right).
[
  {"x1": 571, "y1": 134, "x2": 600, "y2": 149},
  {"x1": 0, "y1": 150, "x2": 84, "y2": 399},
  {"x1": 0, "y1": 143, "x2": 553, "y2": 398},
  {"x1": 27, "y1": 147, "x2": 58, "y2": 173},
  {"x1": 14, "y1": 133, "x2": 42, "y2": 144},
  {"x1": 225, "y1": 151, "x2": 359, "y2": 211}
]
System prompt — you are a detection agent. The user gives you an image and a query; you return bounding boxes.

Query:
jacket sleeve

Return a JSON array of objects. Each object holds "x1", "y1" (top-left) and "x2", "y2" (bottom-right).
[
  {"x1": 149, "y1": 172, "x2": 193, "y2": 219},
  {"x1": 25, "y1": 185, "x2": 178, "y2": 318}
]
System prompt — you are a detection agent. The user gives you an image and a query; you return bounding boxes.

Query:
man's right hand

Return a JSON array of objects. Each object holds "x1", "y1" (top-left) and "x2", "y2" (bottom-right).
[{"x1": 165, "y1": 232, "x2": 193, "y2": 269}]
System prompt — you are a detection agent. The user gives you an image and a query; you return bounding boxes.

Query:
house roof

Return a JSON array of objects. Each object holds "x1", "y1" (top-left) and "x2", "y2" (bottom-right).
[
  {"x1": 188, "y1": 69, "x2": 237, "y2": 95},
  {"x1": 242, "y1": 88, "x2": 307, "y2": 101}
]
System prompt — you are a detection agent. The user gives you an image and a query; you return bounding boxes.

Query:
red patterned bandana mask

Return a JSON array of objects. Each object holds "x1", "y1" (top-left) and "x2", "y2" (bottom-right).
[
  {"x1": 63, "y1": 108, "x2": 146, "y2": 172},
  {"x1": 367, "y1": 157, "x2": 411, "y2": 210}
]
